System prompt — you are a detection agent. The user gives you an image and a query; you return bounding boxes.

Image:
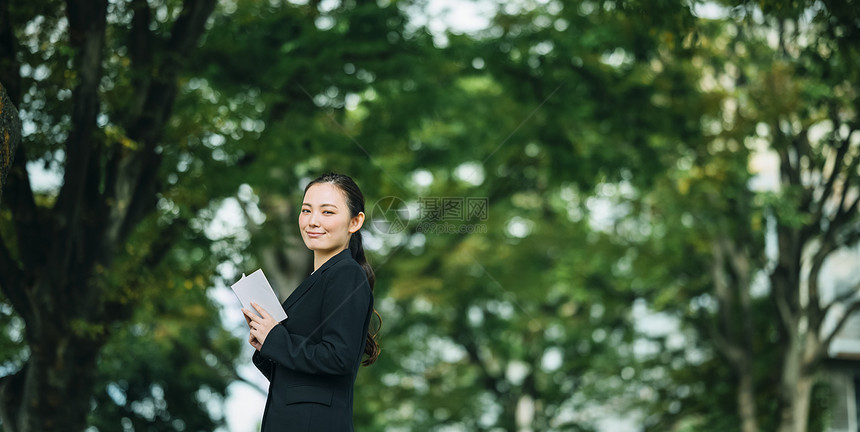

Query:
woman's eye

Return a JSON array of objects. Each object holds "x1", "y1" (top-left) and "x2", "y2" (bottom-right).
[
  {"x1": 323, "y1": 211, "x2": 333, "y2": 214},
  {"x1": 301, "y1": 209, "x2": 310, "y2": 213}
]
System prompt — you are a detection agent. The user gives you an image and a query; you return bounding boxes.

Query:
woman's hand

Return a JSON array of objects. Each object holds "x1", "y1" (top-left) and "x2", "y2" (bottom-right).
[{"x1": 243, "y1": 302, "x2": 279, "y2": 351}]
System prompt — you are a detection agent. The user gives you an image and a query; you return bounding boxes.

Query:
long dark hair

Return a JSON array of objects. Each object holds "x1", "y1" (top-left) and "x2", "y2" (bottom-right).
[{"x1": 303, "y1": 172, "x2": 381, "y2": 366}]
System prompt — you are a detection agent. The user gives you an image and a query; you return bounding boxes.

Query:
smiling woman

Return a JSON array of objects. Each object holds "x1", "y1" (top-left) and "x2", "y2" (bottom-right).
[
  {"x1": 242, "y1": 172, "x2": 382, "y2": 432},
  {"x1": 299, "y1": 181, "x2": 362, "y2": 266}
]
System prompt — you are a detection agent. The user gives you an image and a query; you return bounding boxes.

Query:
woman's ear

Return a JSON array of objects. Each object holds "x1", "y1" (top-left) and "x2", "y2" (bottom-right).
[{"x1": 349, "y1": 211, "x2": 365, "y2": 233}]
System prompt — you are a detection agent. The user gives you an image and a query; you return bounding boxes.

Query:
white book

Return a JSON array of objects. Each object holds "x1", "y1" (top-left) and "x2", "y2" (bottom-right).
[{"x1": 230, "y1": 269, "x2": 288, "y2": 321}]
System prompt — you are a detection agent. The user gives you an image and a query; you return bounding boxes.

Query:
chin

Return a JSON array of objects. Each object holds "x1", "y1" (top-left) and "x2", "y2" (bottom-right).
[{"x1": 305, "y1": 241, "x2": 332, "y2": 251}]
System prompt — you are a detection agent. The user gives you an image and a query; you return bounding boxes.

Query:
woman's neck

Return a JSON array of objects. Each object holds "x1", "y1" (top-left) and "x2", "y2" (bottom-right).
[{"x1": 313, "y1": 246, "x2": 348, "y2": 272}]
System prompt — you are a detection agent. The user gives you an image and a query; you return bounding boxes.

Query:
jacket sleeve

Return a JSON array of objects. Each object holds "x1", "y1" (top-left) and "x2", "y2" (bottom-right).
[
  {"x1": 252, "y1": 350, "x2": 274, "y2": 381},
  {"x1": 258, "y1": 263, "x2": 371, "y2": 376}
]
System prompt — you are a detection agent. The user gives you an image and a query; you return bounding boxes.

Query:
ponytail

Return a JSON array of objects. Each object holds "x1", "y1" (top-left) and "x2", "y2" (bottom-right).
[{"x1": 350, "y1": 230, "x2": 382, "y2": 366}]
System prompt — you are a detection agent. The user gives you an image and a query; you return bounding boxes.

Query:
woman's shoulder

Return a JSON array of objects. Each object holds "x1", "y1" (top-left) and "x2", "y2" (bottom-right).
[
  {"x1": 322, "y1": 256, "x2": 370, "y2": 298},
  {"x1": 325, "y1": 254, "x2": 367, "y2": 280}
]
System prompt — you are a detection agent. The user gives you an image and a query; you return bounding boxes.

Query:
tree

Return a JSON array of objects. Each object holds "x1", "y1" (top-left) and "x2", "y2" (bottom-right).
[
  {"x1": 0, "y1": 0, "x2": 227, "y2": 430},
  {"x1": 348, "y1": 0, "x2": 860, "y2": 430},
  {"x1": 323, "y1": 0, "x2": 710, "y2": 429},
  {"x1": 1, "y1": 0, "x2": 468, "y2": 430},
  {"x1": 699, "y1": 1, "x2": 860, "y2": 430},
  {"x1": 609, "y1": 1, "x2": 860, "y2": 431}
]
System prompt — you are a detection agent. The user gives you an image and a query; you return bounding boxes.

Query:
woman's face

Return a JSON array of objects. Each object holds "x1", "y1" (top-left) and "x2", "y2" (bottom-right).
[{"x1": 299, "y1": 183, "x2": 363, "y2": 253}]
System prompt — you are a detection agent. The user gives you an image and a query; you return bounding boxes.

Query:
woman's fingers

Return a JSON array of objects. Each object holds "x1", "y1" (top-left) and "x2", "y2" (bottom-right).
[
  {"x1": 244, "y1": 303, "x2": 276, "y2": 349},
  {"x1": 248, "y1": 331, "x2": 262, "y2": 350},
  {"x1": 243, "y1": 308, "x2": 265, "y2": 328},
  {"x1": 251, "y1": 302, "x2": 273, "y2": 321}
]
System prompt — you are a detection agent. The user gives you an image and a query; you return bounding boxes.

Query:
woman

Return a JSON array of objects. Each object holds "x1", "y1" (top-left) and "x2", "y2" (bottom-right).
[{"x1": 243, "y1": 172, "x2": 381, "y2": 432}]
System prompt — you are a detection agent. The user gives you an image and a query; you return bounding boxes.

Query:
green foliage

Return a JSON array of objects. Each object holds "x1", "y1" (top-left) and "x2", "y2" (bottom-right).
[
  {"x1": 87, "y1": 278, "x2": 241, "y2": 431},
  {"x1": 85, "y1": 197, "x2": 244, "y2": 430},
  {"x1": 2, "y1": 0, "x2": 858, "y2": 430}
]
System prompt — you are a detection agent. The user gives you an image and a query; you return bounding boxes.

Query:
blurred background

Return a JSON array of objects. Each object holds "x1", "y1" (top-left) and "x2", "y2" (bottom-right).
[{"x1": 1, "y1": 0, "x2": 859, "y2": 431}]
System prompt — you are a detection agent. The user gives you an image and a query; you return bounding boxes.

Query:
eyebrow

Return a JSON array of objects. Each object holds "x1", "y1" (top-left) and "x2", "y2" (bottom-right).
[{"x1": 302, "y1": 203, "x2": 338, "y2": 208}]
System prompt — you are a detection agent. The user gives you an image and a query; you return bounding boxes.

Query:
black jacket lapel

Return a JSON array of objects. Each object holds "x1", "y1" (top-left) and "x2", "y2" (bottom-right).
[{"x1": 281, "y1": 248, "x2": 352, "y2": 311}]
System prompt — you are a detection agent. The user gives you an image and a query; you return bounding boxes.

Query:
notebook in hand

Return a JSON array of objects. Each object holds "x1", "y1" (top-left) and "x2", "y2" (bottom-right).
[{"x1": 231, "y1": 269, "x2": 288, "y2": 321}]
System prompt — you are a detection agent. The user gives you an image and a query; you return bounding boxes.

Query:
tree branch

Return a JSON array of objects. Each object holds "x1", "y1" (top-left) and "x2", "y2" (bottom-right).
[
  {"x1": 775, "y1": 135, "x2": 800, "y2": 188},
  {"x1": 821, "y1": 289, "x2": 860, "y2": 361},
  {"x1": 4, "y1": 146, "x2": 42, "y2": 268},
  {"x1": 125, "y1": 0, "x2": 153, "y2": 121},
  {"x1": 771, "y1": 269, "x2": 798, "y2": 340},
  {"x1": 51, "y1": 0, "x2": 109, "y2": 294},
  {"x1": 56, "y1": 0, "x2": 108, "y2": 211},
  {"x1": 100, "y1": 149, "x2": 161, "y2": 264},
  {"x1": 835, "y1": 192, "x2": 860, "y2": 230},
  {"x1": 711, "y1": 238, "x2": 735, "y2": 341},
  {"x1": 817, "y1": 101, "x2": 852, "y2": 209},
  {"x1": 828, "y1": 126, "x2": 860, "y2": 229},
  {"x1": 229, "y1": 367, "x2": 267, "y2": 396},
  {"x1": 454, "y1": 316, "x2": 505, "y2": 399},
  {"x1": 807, "y1": 152, "x2": 860, "y2": 325},
  {"x1": 807, "y1": 231, "x2": 842, "y2": 330},
  {"x1": 0, "y1": 0, "x2": 22, "y2": 105},
  {"x1": 822, "y1": 285, "x2": 860, "y2": 320},
  {"x1": 142, "y1": 213, "x2": 191, "y2": 269},
  {"x1": 101, "y1": 0, "x2": 217, "y2": 263},
  {"x1": 166, "y1": 0, "x2": 218, "y2": 59},
  {"x1": 97, "y1": 0, "x2": 151, "y2": 246},
  {"x1": 0, "y1": 233, "x2": 31, "y2": 325},
  {"x1": 126, "y1": 0, "x2": 216, "y2": 171},
  {"x1": 710, "y1": 235, "x2": 757, "y2": 384},
  {"x1": 0, "y1": 362, "x2": 28, "y2": 429},
  {"x1": 793, "y1": 128, "x2": 816, "y2": 211},
  {"x1": 708, "y1": 316, "x2": 747, "y2": 370},
  {"x1": 125, "y1": 0, "x2": 217, "y2": 145},
  {"x1": 208, "y1": 348, "x2": 267, "y2": 395}
]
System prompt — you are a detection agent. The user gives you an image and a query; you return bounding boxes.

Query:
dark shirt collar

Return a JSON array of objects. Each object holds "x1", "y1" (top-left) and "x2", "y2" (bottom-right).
[
  {"x1": 312, "y1": 248, "x2": 352, "y2": 275},
  {"x1": 282, "y1": 248, "x2": 353, "y2": 311}
]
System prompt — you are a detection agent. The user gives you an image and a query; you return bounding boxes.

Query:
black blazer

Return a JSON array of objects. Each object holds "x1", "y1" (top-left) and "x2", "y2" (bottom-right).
[{"x1": 252, "y1": 248, "x2": 373, "y2": 432}]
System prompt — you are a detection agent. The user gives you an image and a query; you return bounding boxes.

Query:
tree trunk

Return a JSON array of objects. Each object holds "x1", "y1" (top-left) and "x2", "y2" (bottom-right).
[
  {"x1": 0, "y1": 81, "x2": 20, "y2": 203},
  {"x1": 711, "y1": 237, "x2": 760, "y2": 432},
  {"x1": 738, "y1": 370, "x2": 758, "y2": 432},
  {"x1": 0, "y1": 271, "x2": 107, "y2": 432},
  {"x1": 17, "y1": 334, "x2": 103, "y2": 431},
  {"x1": 776, "y1": 335, "x2": 817, "y2": 432},
  {"x1": 778, "y1": 372, "x2": 814, "y2": 432},
  {"x1": 256, "y1": 194, "x2": 313, "y2": 299}
]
